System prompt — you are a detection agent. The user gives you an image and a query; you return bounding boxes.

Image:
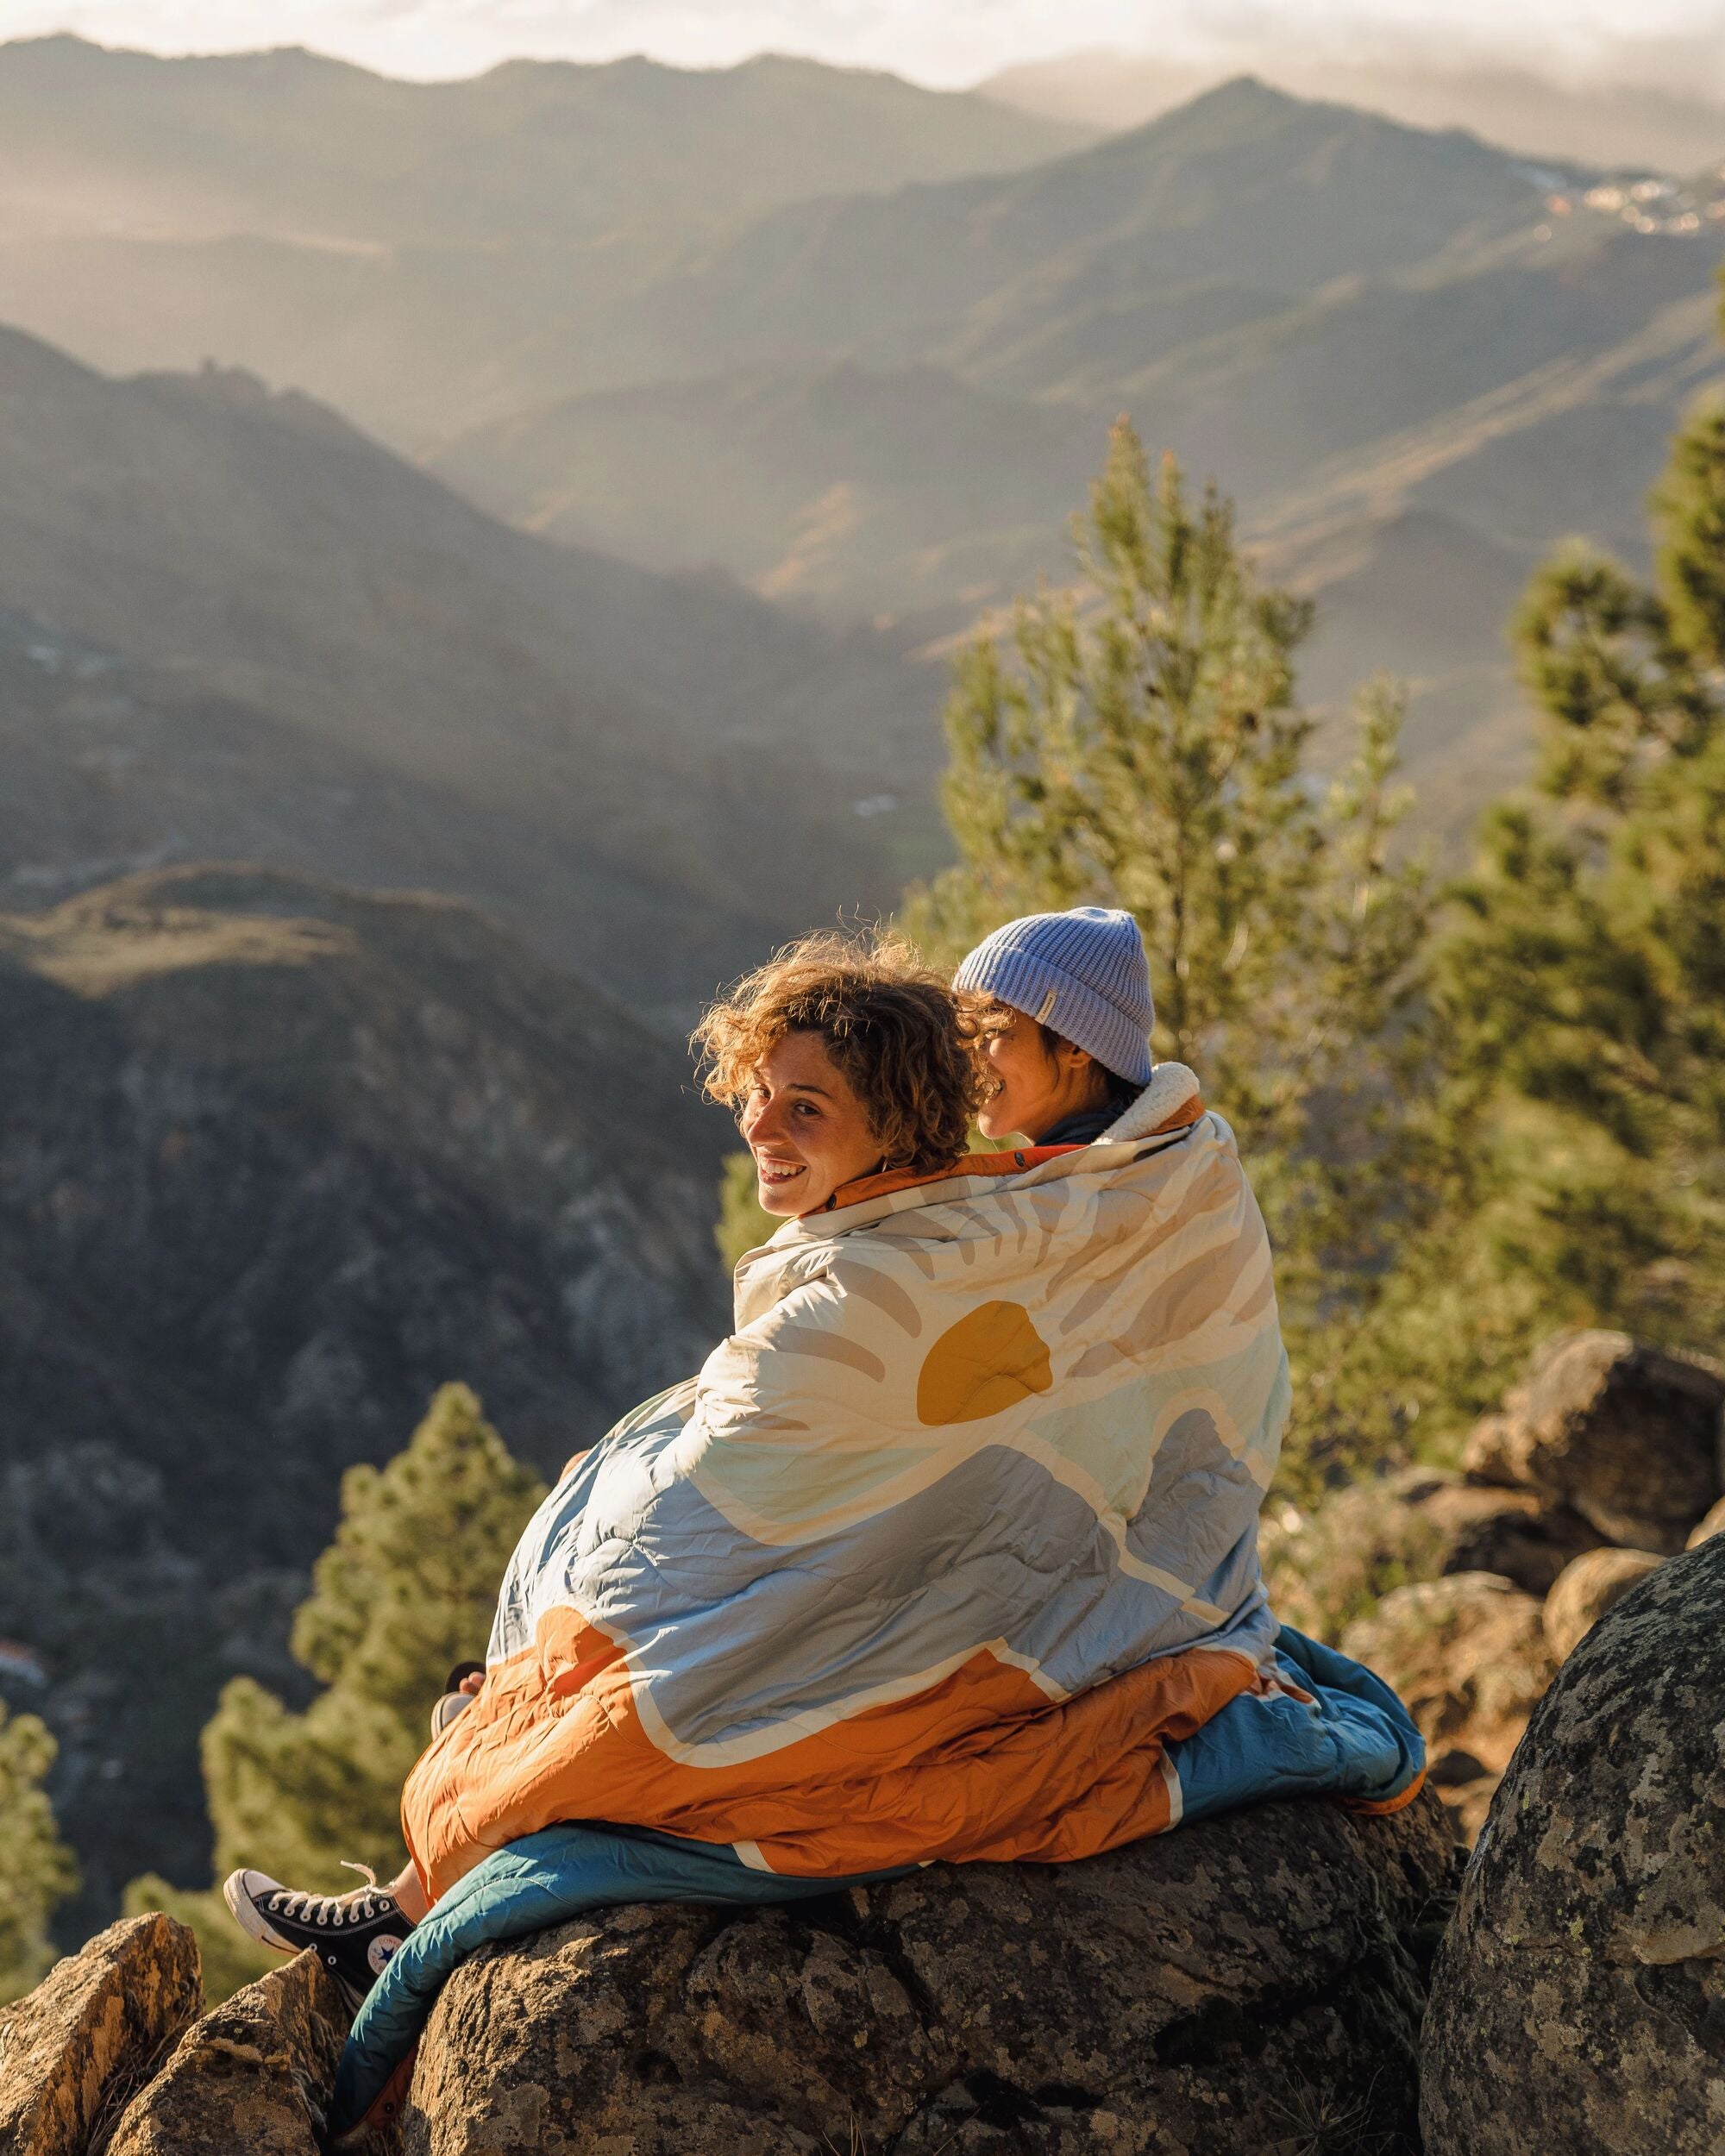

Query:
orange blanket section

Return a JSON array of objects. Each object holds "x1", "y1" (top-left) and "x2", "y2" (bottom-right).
[{"x1": 403, "y1": 1608, "x2": 1258, "y2": 1903}]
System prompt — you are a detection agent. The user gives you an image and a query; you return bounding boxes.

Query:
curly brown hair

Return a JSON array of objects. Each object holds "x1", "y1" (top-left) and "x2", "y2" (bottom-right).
[{"x1": 693, "y1": 930, "x2": 984, "y2": 1175}]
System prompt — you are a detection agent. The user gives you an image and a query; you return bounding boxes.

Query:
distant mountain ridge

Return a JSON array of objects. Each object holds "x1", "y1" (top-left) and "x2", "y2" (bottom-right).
[
  {"x1": 0, "y1": 33, "x2": 1087, "y2": 440},
  {"x1": 637, "y1": 79, "x2": 1568, "y2": 379},
  {"x1": 4, "y1": 40, "x2": 1722, "y2": 856},
  {"x1": 415, "y1": 77, "x2": 1724, "y2": 823},
  {"x1": 979, "y1": 47, "x2": 1725, "y2": 175},
  {"x1": 0, "y1": 33, "x2": 1090, "y2": 246},
  {"x1": 0, "y1": 323, "x2": 944, "y2": 1018}
]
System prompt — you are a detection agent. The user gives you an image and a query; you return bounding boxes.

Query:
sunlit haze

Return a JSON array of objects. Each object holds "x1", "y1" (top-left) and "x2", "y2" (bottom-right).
[{"x1": 9, "y1": 0, "x2": 1725, "y2": 92}]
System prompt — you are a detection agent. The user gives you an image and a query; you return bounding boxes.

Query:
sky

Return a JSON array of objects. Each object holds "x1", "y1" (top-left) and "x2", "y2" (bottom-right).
[{"x1": 8, "y1": 0, "x2": 1725, "y2": 91}]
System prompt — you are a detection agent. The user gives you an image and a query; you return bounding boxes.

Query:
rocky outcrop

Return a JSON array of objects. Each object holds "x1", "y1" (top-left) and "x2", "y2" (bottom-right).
[
  {"x1": 1398, "y1": 1474, "x2": 1602, "y2": 1595},
  {"x1": 1, "y1": 1922, "x2": 392, "y2": 2156},
  {"x1": 1341, "y1": 1573, "x2": 1557, "y2": 1844},
  {"x1": 1540, "y1": 1545, "x2": 1663, "y2": 1661},
  {"x1": 398, "y1": 1790, "x2": 1458, "y2": 2156},
  {"x1": 1421, "y1": 1536, "x2": 1725, "y2": 2155},
  {"x1": 0, "y1": 1914, "x2": 198, "y2": 2156},
  {"x1": 104, "y1": 1951, "x2": 349, "y2": 2156},
  {"x1": 1460, "y1": 1332, "x2": 1724, "y2": 1552},
  {"x1": 1275, "y1": 1329, "x2": 1722, "y2": 1844}
]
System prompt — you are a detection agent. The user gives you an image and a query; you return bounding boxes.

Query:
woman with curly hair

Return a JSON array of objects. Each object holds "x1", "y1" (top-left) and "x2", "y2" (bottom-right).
[
  {"x1": 695, "y1": 929, "x2": 985, "y2": 1220},
  {"x1": 239, "y1": 923, "x2": 1421, "y2": 2141},
  {"x1": 225, "y1": 930, "x2": 991, "y2": 1996}
]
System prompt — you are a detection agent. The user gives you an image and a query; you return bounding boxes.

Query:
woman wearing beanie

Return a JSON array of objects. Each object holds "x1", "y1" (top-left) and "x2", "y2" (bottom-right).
[
  {"x1": 311, "y1": 914, "x2": 1423, "y2": 2140},
  {"x1": 955, "y1": 906, "x2": 1181, "y2": 1148}
]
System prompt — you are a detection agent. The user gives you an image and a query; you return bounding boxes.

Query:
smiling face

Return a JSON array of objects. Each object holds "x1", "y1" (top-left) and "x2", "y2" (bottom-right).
[
  {"x1": 740, "y1": 1030, "x2": 887, "y2": 1215},
  {"x1": 976, "y1": 1006, "x2": 1114, "y2": 1144}
]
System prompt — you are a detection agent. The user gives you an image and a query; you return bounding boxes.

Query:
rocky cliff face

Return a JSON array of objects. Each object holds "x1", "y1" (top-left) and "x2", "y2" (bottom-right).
[
  {"x1": 0, "y1": 1913, "x2": 199, "y2": 2156},
  {"x1": 0, "y1": 866, "x2": 729, "y2": 1933}
]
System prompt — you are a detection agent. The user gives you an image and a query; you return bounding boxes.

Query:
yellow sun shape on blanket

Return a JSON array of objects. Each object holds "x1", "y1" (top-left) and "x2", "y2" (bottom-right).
[{"x1": 917, "y1": 1300, "x2": 1053, "y2": 1426}]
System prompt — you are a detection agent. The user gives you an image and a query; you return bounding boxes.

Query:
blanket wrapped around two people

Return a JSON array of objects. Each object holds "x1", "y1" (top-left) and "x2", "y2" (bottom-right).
[{"x1": 333, "y1": 1065, "x2": 1423, "y2": 2131}]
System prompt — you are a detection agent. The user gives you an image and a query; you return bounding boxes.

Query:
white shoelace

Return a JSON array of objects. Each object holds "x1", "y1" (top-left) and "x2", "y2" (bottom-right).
[{"x1": 267, "y1": 1861, "x2": 389, "y2": 1927}]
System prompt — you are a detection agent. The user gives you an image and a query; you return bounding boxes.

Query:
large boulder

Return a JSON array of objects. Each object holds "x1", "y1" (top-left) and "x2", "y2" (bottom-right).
[
  {"x1": 1421, "y1": 1536, "x2": 1725, "y2": 2155},
  {"x1": 1341, "y1": 1571, "x2": 1557, "y2": 1842},
  {"x1": 104, "y1": 1950, "x2": 351, "y2": 2156},
  {"x1": 1461, "y1": 1332, "x2": 1724, "y2": 1552},
  {"x1": 399, "y1": 1792, "x2": 1458, "y2": 2155},
  {"x1": 1541, "y1": 1546, "x2": 1664, "y2": 1662},
  {"x1": 0, "y1": 1914, "x2": 199, "y2": 2156},
  {"x1": 1404, "y1": 1476, "x2": 1602, "y2": 1595}
]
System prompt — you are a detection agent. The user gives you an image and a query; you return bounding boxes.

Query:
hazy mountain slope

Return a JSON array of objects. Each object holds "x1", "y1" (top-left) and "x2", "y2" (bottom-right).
[
  {"x1": 424, "y1": 77, "x2": 1658, "y2": 645},
  {"x1": 0, "y1": 34, "x2": 1088, "y2": 246},
  {"x1": 425, "y1": 80, "x2": 1722, "y2": 818},
  {"x1": 1112, "y1": 224, "x2": 1723, "y2": 504},
  {"x1": 0, "y1": 34, "x2": 1088, "y2": 441},
  {"x1": 979, "y1": 49, "x2": 1725, "y2": 172},
  {"x1": 0, "y1": 223, "x2": 625, "y2": 446},
  {"x1": 0, "y1": 608, "x2": 847, "y2": 1020},
  {"x1": 640, "y1": 79, "x2": 1566, "y2": 374},
  {"x1": 430, "y1": 196, "x2": 1722, "y2": 659},
  {"x1": 1257, "y1": 274, "x2": 1725, "y2": 825},
  {"x1": 428, "y1": 361, "x2": 1104, "y2": 618},
  {"x1": 0, "y1": 324, "x2": 942, "y2": 1012},
  {"x1": 0, "y1": 862, "x2": 730, "y2": 1933}
]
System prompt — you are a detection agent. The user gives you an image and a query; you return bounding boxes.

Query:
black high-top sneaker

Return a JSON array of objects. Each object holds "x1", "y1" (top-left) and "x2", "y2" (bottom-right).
[{"x1": 223, "y1": 1863, "x2": 411, "y2": 2008}]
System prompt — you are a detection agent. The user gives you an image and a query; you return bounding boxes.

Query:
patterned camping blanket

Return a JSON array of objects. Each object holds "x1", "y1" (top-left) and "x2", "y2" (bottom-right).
[
  {"x1": 336, "y1": 1628, "x2": 1422, "y2": 2134},
  {"x1": 402, "y1": 1062, "x2": 1356, "y2": 1896}
]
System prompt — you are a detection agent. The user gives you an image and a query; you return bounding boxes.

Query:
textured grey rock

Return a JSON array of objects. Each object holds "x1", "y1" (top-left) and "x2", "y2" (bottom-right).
[
  {"x1": 105, "y1": 1950, "x2": 351, "y2": 2156},
  {"x1": 1460, "y1": 1332, "x2": 1723, "y2": 1552},
  {"x1": 1421, "y1": 1536, "x2": 1725, "y2": 2156},
  {"x1": 0, "y1": 1913, "x2": 199, "y2": 2156},
  {"x1": 399, "y1": 1792, "x2": 1458, "y2": 2155},
  {"x1": 1541, "y1": 1546, "x2": 1664, "y2": 1662}
]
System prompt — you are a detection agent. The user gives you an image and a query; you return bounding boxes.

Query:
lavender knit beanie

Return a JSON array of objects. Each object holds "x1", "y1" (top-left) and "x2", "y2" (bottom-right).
[{"x1": 955, "y1": 908, "x2": 1154, "y2": 1087}]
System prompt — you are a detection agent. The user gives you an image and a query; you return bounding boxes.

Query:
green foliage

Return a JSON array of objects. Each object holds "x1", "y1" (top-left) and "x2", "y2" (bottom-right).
[
  {"x1": 1354, "y1": 352, "x2": 1725, "y2": 1428},
  {"x1": 0, "y1": 1702, "x2": 78, "y2": 2002},
  {"x1": 122, "y1": 1875, "x2": 273, "y2": 2006},
  {"x1": 904, "y1": 358, "x2": 1725, "y2": 1476},
  {"x1": 1655, "y1": 392, "x2": 1725, "y2": 668},
  {"x1": 715, "y1": 1149, "x2": 775, "y2": 1274},
  {"x1": 905, "y1": 420, "x2": 1432, "y2": 1469},
  {"x1": 194, "y1": 1385, "x2": 545, "y2": 1902}
]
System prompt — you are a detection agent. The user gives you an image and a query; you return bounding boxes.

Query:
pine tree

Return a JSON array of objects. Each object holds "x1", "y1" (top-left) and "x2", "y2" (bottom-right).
[
  {"x1": 191, "y1": 1386, "x2": 544, "y2": 1896},
  {"x1": 905, "y1": 421, "x2": 1431, "y2": 1456},
  {"x1": 1357, "y1": 281, "x2": 1725, "y2": 1428},
  {"x1": 0, "y1": 1702, "x2": 78, "y2": 2002}
]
